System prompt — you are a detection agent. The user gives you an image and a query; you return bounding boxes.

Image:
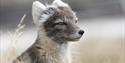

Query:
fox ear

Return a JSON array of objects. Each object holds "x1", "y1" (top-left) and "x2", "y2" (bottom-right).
[
  {"x1": 32, "y1": 1, "x2": 46, "y2": 25},
  {"x1": 52, "y1": 0, "x2": 69, "y2": 7}
]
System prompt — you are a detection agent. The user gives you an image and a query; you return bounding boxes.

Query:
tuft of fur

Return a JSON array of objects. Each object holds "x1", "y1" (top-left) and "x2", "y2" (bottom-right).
[
  {"x1": 13, "y1": 0, "x2": 84, "y2": 63},
  {"x1": 52, "y1": 0, "x2": 69, "y2": 7}
]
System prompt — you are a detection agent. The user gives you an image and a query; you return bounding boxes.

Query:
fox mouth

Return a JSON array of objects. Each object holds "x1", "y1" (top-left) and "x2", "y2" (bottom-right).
[
  {"x1": 65, "y1": 36, "x2": 82, "y2": 41},
  {"x1": 71, "y1": 37, "x2": 82, "y2": 41}
]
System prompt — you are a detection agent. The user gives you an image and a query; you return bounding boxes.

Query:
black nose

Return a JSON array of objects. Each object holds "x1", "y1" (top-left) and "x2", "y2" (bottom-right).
[{"x1": 78, "y1": 30, "x2": 84, "y2": 35}]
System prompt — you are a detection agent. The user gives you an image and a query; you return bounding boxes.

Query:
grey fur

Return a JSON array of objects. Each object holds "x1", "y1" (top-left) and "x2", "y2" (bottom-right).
[{"x1": 13, "y1": 0, "x2": 84, "y2": 63}]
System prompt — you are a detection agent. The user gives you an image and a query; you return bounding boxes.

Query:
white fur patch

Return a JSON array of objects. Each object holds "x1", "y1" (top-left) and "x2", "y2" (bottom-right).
[
  {"x1": 39, "y1": 14, "x2": 51, "y2": 23},
  {"x1": 33, "y1": 1, "x2": 46, "y2": 10},
  {"x1": 52, "y1": 0, "x2": 69, "y2": 7},
  {"x1": 32, "y1": 1, "x2": 46, "y2": 25}
]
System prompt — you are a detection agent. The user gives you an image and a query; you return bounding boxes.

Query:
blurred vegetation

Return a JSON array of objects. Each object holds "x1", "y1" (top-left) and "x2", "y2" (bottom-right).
[{"x1": 0, "y1": 0, "x2": 124, "y2": 63}]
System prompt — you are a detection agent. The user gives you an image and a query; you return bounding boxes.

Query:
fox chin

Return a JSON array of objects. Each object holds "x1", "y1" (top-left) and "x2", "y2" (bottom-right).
[{"x1": 13, "y1": 0, "x2": 84, "y2": 63}]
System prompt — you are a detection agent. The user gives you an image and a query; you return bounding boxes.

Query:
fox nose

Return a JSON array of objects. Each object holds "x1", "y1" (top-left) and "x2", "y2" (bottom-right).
[{"x1": 78, "y1": 30, "x2": 84, "y2": 35}]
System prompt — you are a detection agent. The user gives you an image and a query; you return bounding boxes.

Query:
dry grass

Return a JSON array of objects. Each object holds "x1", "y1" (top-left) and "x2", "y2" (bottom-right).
[
  {"x1": 0, "y1": 17, "x2": 124, "y2": 63},
  {"x1": 0, "y1": 14, "x2": 26, "y2": 63},
  {"x1": 71, "y1": 37, "x2": 125, "y2": 63}
]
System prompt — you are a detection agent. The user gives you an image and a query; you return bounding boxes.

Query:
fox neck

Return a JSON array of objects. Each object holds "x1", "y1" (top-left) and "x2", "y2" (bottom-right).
[{"x1": 34, "y1": 29, "x2": 69, "y2": 63}]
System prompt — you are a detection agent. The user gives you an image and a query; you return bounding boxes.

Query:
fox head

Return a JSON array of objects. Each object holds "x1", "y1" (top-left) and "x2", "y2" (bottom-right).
[{"x1": 32, "y1": 0, "x2": 84, "y2": 42}]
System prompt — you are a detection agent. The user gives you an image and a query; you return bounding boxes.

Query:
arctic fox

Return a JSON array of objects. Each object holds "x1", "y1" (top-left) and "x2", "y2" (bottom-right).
[{"x1": 13, "y1": 0, "x2": 84, "y2": 63}]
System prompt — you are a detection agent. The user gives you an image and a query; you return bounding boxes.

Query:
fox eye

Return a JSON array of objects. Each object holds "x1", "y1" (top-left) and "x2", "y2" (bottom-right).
[
  {"x1": 75, "y1": 20, "x2": 78, "y2": 23},
  {"x1": 55, "y1": 22, "x2": 67, "y2": 25}
]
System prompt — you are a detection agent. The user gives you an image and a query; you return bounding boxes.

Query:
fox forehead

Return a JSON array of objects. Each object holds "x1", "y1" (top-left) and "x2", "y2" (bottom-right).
[
  {"x1": 41, "y1": 6, "x2": 77, "y2": 23},
  {"x1": 58, "y1": 7, "x2": 77, "y2": 20}
]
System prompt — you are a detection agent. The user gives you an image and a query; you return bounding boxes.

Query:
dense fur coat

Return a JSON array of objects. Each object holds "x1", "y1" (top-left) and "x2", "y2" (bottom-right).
[{"x1": 13, "y1": 0, "x2": 84, "y2": 63}]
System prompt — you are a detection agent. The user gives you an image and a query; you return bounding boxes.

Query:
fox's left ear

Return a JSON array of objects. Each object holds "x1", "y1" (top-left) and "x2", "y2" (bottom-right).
[
  {"x1": 32, "y1": 1, "x2": 46, "y2": 25},
  {"x1": 52, "y1": 0, "x2": 69, "y2": 7}
]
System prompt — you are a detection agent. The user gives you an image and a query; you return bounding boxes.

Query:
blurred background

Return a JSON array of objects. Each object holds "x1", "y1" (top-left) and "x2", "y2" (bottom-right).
[{"x1": 0, "y1": 0, "x2": 125, "y2": 63}]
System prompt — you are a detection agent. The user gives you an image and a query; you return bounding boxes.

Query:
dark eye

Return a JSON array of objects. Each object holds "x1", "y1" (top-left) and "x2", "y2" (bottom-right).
[
  {"x1": 75, "y1": 20, "x2": 78, "y2": 23},
  {"x1": 56, "y1": 22, "x2": 67, "y2": 25}
]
